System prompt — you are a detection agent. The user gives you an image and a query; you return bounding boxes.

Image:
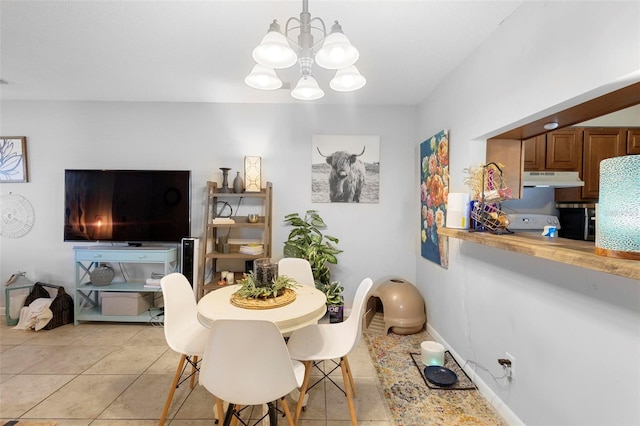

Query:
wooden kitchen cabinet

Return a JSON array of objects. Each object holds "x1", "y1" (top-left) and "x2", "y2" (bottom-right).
[
  {"x1": 523, "y1": 129, "x2": 582, "y2": 171},
  {"x1": 523, "y1": 135, "x2": 545, "y2": 170},
  {"x1": 580, "y1": 128, "x2": 627, "y2": 199},
  {"x1": 627, "y1": 129, "x2": 640, "y2": 154},
  {"x1": 556, "y1": 127, "x2": 628, "y2": 201}
]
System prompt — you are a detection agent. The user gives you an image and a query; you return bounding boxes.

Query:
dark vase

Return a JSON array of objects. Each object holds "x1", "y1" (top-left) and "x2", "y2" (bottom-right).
[{"x1": 233, "y1": 172, "x2": 244, "y2": 193}]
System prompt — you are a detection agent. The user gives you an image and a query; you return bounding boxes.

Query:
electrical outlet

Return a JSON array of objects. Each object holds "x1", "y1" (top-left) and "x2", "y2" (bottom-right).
[{"x1": 505, "y1": 351, "x2": 515, "y2": 379}]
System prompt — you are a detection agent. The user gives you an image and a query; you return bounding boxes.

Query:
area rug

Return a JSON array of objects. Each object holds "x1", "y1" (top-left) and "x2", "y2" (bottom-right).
[{"x1": 363, "y1": 315, "x2": 507, "y2": 426}]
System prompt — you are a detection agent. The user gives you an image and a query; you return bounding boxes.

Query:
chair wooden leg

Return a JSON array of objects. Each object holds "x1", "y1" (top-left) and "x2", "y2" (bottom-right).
[
  {"x1": 217, "y1": 398, "x2": 225, "y2": 424},
  {"x1": 280, "y1": 396, "x2": 295, "y2": 426},
  {"x1": 340, "y1": 357, "x2": 358, "y2": 426},
  {"x1": 343, "y1": 356, "x2": 357, "y2": 397},
  {"x1": 159, "y1": 354, "x2": 187, "y2": 426},
  {"x1": 294, "y1": 360, "x2": 313, "y2": 424},
  {"x1": 190, "y1": 355, "x2": 198, "y2": 389}
]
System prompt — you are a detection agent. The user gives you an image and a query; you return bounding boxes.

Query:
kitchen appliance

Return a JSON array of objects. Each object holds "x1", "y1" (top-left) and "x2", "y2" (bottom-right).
[
  {"x1": 507, "y1": 213, "x2": 561, "y2": 233},
  {"x1": 556, "y1": 203, "x2": 596, "y2": 241},
  {"x1": 522, "y1": 171, "x2": 584, "y2": 188}
]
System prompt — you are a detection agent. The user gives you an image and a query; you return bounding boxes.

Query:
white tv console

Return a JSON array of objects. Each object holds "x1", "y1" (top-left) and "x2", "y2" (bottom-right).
[{"x1": 73, "y1": 246, "x2": 177, "y2": 325}]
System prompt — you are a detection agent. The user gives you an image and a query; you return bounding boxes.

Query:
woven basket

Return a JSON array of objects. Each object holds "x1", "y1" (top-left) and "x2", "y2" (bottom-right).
[
  {"x1": 23, "y1": 282, "x2": 74, "y2": 330},
  {"x1": 230, "y1": 288, "x2": 296, "y2": 310}
]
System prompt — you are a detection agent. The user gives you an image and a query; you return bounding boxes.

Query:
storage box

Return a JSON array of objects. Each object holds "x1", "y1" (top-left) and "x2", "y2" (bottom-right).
[{"x1": 101, "y1": 292, "x2": 152, "y2": 316}]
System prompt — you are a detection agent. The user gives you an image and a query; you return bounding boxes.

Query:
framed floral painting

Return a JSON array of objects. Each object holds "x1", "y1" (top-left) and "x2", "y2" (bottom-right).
[
  {"x1": 420, "y1": 130, "x2": 449, "y2": 269},
  {"x1": 0, "y1": 137, "x2": 29, "y2": 183}
]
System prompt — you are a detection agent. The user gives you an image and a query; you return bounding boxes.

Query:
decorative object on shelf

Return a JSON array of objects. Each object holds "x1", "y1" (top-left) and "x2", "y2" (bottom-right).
[
  {"x1": 0, "y1": 136, "x2": 28, "y2": 182},
  {"x1": 233, "y1": 171, "x2": 244, "y2": 193},
  {"x1": 245, "y1": 0, "x2": 365, "y2": 100},
  {"x1": 219, "y1": 271, "x2": 235, "y2": 285},
  {"x1": 0, "y1": 193, "x2": 35, "y2": 238},
  {"x1": 89, "y1": 263, "x2": 115, "y2": 286},
  {"x1": 247, "y1": 213, "x2": 259, "y2": 223},
  {"x1": 244, "y1": 156, "x2": 262, "y2": 192},
  {"x1": 219, "y1": 167, "x2": 232, "y2": 193},
  {"x1": 230, "y1": 271, "x2": 299, "y2": 309},
  {"x1": 217, "y1": 234, "x2": 229, "y2": 253},
  {"x1": 596, "y1": 155, "x2": 640, "y2": 260},
  {"x1": 253, "y1": 258, "x2": 278, "y2": 287},
  {"x1": 446, "y1": 193, "x2": 470, "y2": 230},
  {"x1": 464, "y1": 162, "x2": 512, "y2": 235},
  {"x1": 420, "y1": 129, "x2": 450, "y2": 269}
]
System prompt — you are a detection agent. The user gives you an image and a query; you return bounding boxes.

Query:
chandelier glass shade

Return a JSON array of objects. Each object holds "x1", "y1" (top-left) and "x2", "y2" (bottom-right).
[
  {"x1": 291, "y1": 75, "x2": 324, "y2": 100},
  {"x1": 246, "y1": 0, "x2": 365, "y2": 100},
  {"x1": 244, "y1": 64, "x2": 283, "y2": 90},
  {"x1": 330, "y1": 65, "x2": 366, "y2": 92}
]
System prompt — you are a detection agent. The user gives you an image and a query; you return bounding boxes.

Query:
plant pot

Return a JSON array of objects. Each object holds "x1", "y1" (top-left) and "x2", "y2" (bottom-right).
[{"x1": 328, "y1": 304, "x2": 344, "y2": 323}]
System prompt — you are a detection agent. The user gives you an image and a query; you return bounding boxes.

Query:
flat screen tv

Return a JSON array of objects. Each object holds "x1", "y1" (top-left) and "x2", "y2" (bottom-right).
[{"x1": 64, "y1": 169, "x2": 191, "y2": 244}]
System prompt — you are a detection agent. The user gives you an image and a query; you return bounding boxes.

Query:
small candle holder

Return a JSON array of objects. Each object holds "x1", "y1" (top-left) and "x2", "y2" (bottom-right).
[{"x1": 219, "y1": 167, "x2": 232, "y2": 193}]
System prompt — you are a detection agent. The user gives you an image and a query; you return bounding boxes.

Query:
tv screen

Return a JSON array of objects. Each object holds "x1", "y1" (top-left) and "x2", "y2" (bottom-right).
[{"x1": 64, "y1": 169, "x2": 191, "y2": 243}]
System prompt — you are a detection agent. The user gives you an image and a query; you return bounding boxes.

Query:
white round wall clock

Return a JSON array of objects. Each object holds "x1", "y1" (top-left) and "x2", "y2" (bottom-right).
[{"x1": 1, "y1": 193, "x2": 35, "y2": 238}]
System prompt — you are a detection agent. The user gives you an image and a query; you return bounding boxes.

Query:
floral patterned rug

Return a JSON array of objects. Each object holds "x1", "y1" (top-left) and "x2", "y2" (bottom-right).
[{"x1": 363, "y1": 315, "x2": 507, "y2": 426}]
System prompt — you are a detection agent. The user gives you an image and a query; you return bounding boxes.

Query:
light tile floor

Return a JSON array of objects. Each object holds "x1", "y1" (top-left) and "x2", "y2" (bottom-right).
[{"x1": 0, "y1": 318, "x2": 393, "y2": 426}]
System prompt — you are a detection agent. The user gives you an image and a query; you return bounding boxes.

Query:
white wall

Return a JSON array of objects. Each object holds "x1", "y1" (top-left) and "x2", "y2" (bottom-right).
[
  {"x1": 417, "y1": 1, "x2": 640, "y2": 425},
  {"x1": 0, "y1": 101, "x2": 418, "y2": 308}
]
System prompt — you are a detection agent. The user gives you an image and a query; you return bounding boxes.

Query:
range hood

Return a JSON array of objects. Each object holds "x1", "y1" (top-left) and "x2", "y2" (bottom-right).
[{"x1": 523, "y1": 171, "x2": 584, "y2": 188}]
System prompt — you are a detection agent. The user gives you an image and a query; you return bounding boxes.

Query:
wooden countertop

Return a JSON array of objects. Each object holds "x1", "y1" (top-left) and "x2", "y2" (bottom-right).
[{"x1": 438, "y1": 228, "x2": 640, "y2": 281}]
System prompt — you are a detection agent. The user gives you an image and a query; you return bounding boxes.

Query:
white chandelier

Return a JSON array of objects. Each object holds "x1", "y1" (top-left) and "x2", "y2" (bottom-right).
[{"x1": 245, "y1": 0, "x2": 366, "y2": 101}]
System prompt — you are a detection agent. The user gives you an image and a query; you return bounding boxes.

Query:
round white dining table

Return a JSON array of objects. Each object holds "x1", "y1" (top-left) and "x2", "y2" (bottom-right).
[{"x1": 197, "y1": 284, "x2": 327, "y2": 334}]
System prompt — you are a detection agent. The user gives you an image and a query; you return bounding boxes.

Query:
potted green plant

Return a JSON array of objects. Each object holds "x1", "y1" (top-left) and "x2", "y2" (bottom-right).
[
  {"x1": 235, "y1": 272, "x2": 299, "y2": 299},
  {"x1": 322, "y1": 281, "x2": 345, "y2": 323},
  {"x1": 283, "y1": 210, "x2": 345, "y2": 322}
]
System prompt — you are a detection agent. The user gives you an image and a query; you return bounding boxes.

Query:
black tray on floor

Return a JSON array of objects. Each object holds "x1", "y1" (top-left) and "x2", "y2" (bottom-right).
[{"x1": 410, "y1": 351, "x2": 477, "y2": 391}]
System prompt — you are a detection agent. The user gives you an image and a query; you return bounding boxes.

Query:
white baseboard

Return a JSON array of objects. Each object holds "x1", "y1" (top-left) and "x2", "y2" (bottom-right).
[{"x1": 426, "y1": 324, "x2": 524, "y2": 426}]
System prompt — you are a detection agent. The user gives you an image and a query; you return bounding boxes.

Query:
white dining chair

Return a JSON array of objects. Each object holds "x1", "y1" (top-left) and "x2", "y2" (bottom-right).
[
  {"x1": 278, "y1": 257, "x2": 315, "y2": 287},
  {"x1": 159, "y1": 272, "x2": 224, "y2": 425},
  {"x1": 199, "y1": 318, "x2": 306, "y2": 426},
  {"x1": 286, "y1": 277, "x2": 373, "y2": 425}
]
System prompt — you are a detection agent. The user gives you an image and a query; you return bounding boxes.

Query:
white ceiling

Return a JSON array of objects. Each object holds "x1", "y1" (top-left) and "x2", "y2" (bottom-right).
[{"x1": 0, "y1": 0, "x2": 522, "y2": 106}]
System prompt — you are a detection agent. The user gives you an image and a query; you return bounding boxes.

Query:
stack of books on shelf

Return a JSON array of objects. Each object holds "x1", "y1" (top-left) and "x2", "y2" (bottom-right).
[
  {"x1": 239, "y1": 244, "x2": 264, "y2": 255},
  {"x1": 143, "y1": 273, "x2": 164, "y2": 289},
  {"x1": 211, "y1": 217, "x2": 235, "y2": 224}
]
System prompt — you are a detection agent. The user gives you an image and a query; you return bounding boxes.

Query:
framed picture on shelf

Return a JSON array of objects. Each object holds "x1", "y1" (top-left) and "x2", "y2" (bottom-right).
[{"x1": 1, "y1": 136, "x2": 29, "y2": 183}]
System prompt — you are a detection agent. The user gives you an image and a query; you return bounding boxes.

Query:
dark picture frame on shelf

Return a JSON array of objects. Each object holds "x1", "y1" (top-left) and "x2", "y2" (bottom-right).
[{"x1": 0, "y1": 136, "x2": 29, "y2": 183}]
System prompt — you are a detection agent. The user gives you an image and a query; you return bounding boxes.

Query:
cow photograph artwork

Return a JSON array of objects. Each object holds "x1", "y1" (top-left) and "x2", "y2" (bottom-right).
[{"x1": 311, "y1": 135, "x2": 380, "y2": 203}]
